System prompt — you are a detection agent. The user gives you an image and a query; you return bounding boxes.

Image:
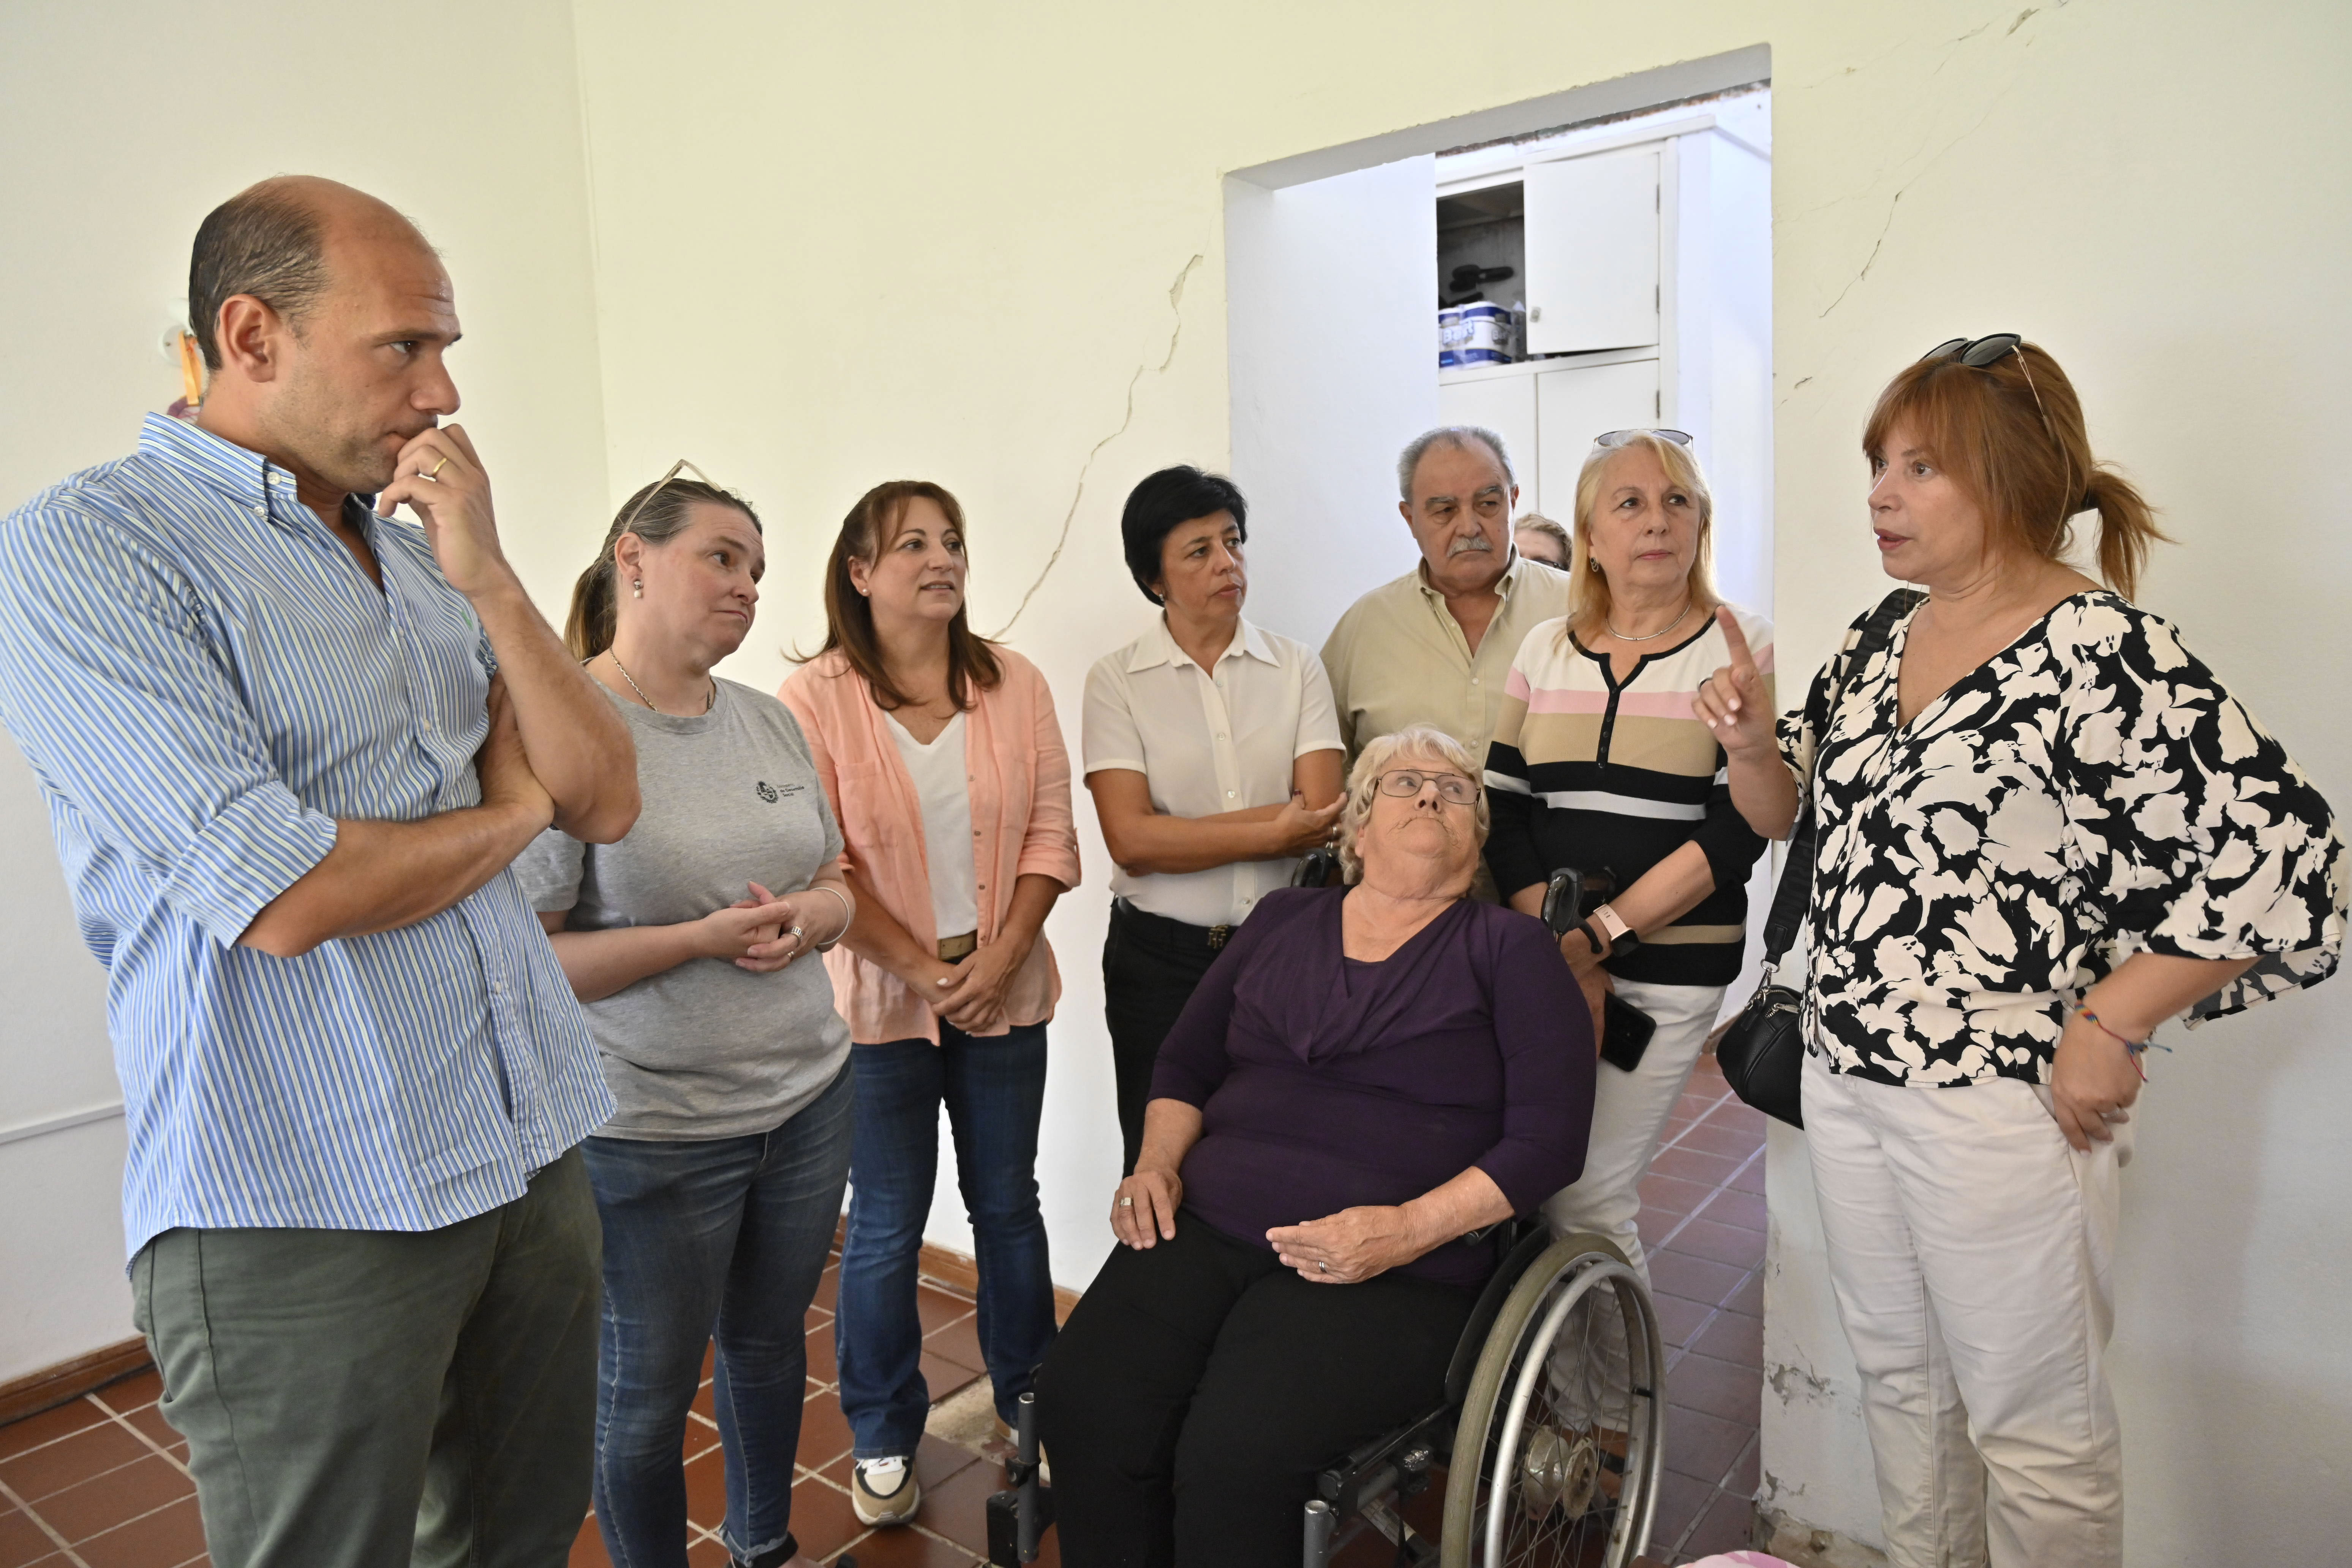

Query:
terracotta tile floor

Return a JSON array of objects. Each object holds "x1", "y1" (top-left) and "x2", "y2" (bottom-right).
[{"x1": 0, "y1": 1054, "x2": 1765, "y2": 1568}]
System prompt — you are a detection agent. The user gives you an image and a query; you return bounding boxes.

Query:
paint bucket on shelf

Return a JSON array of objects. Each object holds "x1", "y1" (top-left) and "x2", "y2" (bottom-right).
[{"x1": 1438, "y1": 301, "x2": 1518, "y2": 368}]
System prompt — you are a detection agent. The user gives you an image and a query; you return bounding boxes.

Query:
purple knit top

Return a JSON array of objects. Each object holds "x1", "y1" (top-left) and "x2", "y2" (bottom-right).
[{"x1": 1150, "y1": 885, "x2": 1594, "y2": 1287}]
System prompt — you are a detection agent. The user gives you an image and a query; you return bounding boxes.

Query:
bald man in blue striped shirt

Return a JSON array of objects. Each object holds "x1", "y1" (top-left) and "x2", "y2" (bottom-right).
[{"x1": 0, "y1": 178, "x2": 639, "y2": 1568}]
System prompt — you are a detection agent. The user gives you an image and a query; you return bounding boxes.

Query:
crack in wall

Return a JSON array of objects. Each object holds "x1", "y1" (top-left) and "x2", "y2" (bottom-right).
[
  {"x1": 1815, "y1": 67, "x2": 2028, "y2": 319},
  {"x1": 1791, "y1": 0, "x2": 2067, "y2": 313},
  {"x1": 988, "y1": 253, "x2": 1205, "y2": 638}
]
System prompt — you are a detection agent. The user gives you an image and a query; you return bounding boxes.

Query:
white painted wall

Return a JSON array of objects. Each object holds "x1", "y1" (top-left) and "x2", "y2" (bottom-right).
[
  {"x1": 0, "y1": 0, "x2": 610, "y2": 1382},
  {"x1": 3, "y1": 7, "x2": 2349, "y2": 1561}
]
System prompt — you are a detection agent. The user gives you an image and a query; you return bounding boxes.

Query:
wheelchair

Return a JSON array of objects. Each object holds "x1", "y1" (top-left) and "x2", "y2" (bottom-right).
[
  {"x1": 986, "y1": 1219, "x2": 1666, "y2": 1567},
  {"x1": 985, "y1": 851, "x2": 1668, "y2": 1566}
]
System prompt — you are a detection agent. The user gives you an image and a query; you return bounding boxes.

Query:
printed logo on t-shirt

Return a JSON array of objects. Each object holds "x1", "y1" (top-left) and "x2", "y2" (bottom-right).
[
  {"x1": 754, "y1": 780, "x2": 805, "y2": 803},
  {"x1": 756, "y1": 781, "x2": 778, "y2": 802}
]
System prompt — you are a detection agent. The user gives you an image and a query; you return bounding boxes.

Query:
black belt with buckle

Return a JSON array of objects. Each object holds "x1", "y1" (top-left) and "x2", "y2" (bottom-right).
[{"x1": 1113, "y1": 898, "x2": 1236, "y2": 952}]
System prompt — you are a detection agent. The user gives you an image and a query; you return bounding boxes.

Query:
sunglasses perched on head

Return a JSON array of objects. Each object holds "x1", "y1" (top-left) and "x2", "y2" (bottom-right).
[
  {"x1": 619, "y1": 458, "x2": 719, "y2": 535},
  {"x1": 1922, "y1": 333, "x2": 2023, "y2": 368},
  {"x1": 1592, "y1": 428, "x2": 1693, "y2": 450}
]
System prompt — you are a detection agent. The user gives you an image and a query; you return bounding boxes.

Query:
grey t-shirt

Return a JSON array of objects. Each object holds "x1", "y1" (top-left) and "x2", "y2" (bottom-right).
[{"x1": 515, "y1": 678, "x2": 852, "y2": 1140}]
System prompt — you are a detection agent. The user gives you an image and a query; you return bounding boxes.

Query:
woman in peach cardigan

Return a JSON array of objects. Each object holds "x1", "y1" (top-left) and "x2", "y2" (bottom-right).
[{"x1": 778, "y1": 480, "x2": 1080, "y2": 1530}]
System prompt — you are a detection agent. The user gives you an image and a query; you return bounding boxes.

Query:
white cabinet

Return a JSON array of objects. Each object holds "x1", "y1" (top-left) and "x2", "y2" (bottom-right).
[
  {"x1": 1436, "y1": 354, "x2": 1659, "y2": 516},
  {"x1": 1533, "y1": 359, "x2": 1660, "y2": 503},
  {"x1": 1435, "y1": 117, "x2": 1769, "y2": 611},
  {"x1": 1433, "y1": 368, "x2": 1539, "y2": 507},
  {"x1": 1523, "y1": 145, "x2": 1660, "y2": 355}
]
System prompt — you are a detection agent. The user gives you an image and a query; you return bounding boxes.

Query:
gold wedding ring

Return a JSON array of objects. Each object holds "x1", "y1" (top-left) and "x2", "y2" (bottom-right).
[
  {"x1": 425, "y1": 455, "x2": 450, "y2": 478},
  {"x1": 1118, "y1": 1196, "x2": 1133, "y2": 1207}
]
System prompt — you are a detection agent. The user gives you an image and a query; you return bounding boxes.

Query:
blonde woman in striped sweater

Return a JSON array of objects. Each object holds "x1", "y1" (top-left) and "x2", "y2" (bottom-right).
[{"x1": 1482, "y1": 430, "x2": 1773, "y2": 1310}]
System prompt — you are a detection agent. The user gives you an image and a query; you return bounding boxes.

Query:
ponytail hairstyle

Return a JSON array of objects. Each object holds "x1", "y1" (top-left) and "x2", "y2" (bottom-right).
[
  {"x1": 1862, "y1": 340, "x2": 2167, "y2": 599},
  {"x1": 564, "y1": 472, "x2": 761, "y2": 661},
  {"x1": 799, "y1": 480, "x2": 1002, "y2": 711}
]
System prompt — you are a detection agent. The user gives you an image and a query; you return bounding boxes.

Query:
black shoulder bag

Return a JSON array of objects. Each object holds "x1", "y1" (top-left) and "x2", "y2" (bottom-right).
[{"x1": 1715, "y1": 588, "x2": 1923, "y2": 1128}]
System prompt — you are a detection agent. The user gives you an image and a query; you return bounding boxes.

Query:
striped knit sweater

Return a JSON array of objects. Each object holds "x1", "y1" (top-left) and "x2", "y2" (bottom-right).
[{"x1": 1483, "y1": 607, "x2": 1776, "y2": 987}]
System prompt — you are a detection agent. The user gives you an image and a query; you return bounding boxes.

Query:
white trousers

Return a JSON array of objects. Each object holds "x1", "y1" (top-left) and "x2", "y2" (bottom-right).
[
  {"x1": 1802, "y1": 1051, "x2": 2127, "y2": 1568},
  {"x1": 1542, "y1": 976, "x2": 1728, "y2": 1274},
  {"x1": 1542, "y1": 978, "x2": 1723, "y2": 1414}
]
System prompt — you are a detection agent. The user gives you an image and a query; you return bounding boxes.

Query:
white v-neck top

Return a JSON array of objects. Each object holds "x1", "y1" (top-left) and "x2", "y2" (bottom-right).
[{"x1": 887, "y1": 708, "x2": 980, "y2": 939}]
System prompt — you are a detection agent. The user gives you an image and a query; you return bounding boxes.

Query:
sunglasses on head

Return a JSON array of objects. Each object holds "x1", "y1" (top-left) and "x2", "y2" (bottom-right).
[
  {"x1": 1593, "y1": 428, "x2": 1693, "y2": 450},
  {"x1": 1923, "y1": 333, "x2": 2023, "y2": 368},
  {"x1": 618, "y1": 458, "x2": 719, "y2": 536}
]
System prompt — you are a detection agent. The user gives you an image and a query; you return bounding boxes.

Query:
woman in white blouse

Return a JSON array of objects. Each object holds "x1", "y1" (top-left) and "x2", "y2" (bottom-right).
[{"x1": 1083, "y1": 466, "x2": 1345, "y2": 1172}]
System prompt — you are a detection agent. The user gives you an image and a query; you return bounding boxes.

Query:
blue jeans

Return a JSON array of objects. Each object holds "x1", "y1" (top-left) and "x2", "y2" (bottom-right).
[
  {"x1": 836, "y1": 1022, "x2": 1057, "y2": 1459},
  {"x1": 583, "y1": 1061, "x2": 854, "y2": 1568}
]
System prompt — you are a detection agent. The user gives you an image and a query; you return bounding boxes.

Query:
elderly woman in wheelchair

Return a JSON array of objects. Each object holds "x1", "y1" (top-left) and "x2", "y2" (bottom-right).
[{"x1": 1032, "y1": 726, "x2": 1603, "y2": 1567}]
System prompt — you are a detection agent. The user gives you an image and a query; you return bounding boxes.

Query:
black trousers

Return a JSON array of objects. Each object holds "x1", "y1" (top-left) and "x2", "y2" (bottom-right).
[
  {"x1": 1034, "y1": 1215, "x2": 1475, "y2": 1568},
  {"x1": 1102, "y1": 900, "x2": 1225, "y2": 1174}
]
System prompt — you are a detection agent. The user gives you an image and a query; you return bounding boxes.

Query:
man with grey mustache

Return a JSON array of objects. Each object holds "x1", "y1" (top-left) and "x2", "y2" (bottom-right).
[{"x1": 1320, "y1": 427, "x2": 1570, "y2": 899}]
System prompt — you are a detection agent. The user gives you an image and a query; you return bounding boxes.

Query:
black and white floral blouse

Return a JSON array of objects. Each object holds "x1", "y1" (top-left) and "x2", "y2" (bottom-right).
[{"x1": 1780, "y1": 590, "x2": 2344, "y2": 1087}]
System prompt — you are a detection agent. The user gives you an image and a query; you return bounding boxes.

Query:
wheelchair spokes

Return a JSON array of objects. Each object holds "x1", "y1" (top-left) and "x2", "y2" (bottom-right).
[{"x1": 1442, "y1": 1242, "x2": 1664, "y2": 1568}]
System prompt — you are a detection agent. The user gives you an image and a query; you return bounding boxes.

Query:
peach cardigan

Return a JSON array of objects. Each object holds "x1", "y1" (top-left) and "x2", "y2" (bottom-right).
[{"x1": 778, "y1": 647, "x2": 1082, "y2": 1044}]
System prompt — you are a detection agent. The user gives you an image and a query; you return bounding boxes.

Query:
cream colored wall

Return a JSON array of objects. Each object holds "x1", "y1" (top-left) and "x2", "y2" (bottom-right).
[
  {"x1": 0, "y1": 0, "x2": 610, "y2": 1381},
  {"x1": 572, "y1": 3, "x2": 2352, "y2": 1560}
]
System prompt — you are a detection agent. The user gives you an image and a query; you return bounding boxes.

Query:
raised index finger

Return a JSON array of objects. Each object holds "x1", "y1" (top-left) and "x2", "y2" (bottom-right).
[{"x1": 1715, "y1": 605, "x2": 1757, "y2": 674}]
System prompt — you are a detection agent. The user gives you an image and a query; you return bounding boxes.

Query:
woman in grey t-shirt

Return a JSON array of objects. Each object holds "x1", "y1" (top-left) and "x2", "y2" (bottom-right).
[{"x1": 517, "y1": 471, "x2": 852, "y2": 1568}]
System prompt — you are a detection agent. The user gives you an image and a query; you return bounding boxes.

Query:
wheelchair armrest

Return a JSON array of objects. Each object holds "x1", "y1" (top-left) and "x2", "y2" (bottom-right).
[{"x1": 1442, "y1": 1217, "x2": 1552, "y2": 1409}]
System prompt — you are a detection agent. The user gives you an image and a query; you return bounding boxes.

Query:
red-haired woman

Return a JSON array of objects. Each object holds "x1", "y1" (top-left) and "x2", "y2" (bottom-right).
[
  {"x1": 1699, "y1": 336, "x2": 2343, "y2": 1567},
  {"x1": 778, "y1": 482, "x2": 1080, "y2": 1530}
]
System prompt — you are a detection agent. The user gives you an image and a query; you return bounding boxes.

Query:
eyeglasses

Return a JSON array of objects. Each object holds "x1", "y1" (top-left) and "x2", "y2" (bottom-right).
[
  {"x1": 1593, "y1": 428, "x2": 1692, "y2": 449},
  {"x1": 619, "y1": 458, "x2": 718, "y2": 536},
  {"x1": 1922, "y1": 334, "x2": 2023, "y2": 368},
  {"x1": 1376, "y1": 768, "x2": 1480, "y2": 805}
]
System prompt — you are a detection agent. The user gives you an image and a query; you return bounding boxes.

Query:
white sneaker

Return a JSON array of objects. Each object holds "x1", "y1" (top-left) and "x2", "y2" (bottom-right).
[{"x1": 851, "y1": 1455, "x2": 920, "y2": 1525}]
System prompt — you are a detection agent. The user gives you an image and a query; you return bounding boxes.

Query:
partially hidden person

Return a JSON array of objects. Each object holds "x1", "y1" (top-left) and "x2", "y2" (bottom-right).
[
  {"x1": 1483, "y1": 427, "x2": 1774, "y2": 1396},
  {"x1": 1084, "y1": 464, "x2": 1344, "y2": 1173},
  {"x1": 520, "y1": 466, "x2": 854, "y2": 1568},
  {"x1": 778, "y1": 481, "x2": 1080, "y2": 1530},
  {"x1": 1321, "y1": 426, "x2": 1571, "y2": 898}
]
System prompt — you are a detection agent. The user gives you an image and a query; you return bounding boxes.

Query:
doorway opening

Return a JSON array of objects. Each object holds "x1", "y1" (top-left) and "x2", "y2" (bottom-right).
[{"x1": 1224, "y1": 52, "x2": 1776, "y2": 1007}]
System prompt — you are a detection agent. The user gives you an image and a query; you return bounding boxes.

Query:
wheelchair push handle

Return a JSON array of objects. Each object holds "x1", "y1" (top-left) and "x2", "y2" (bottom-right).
[
  {"x1": 1302, "y1": 1498, "x2": 1335, "y2": 1568},
  {"x1": 1015, "y1": 1391, "x2": 1042, "y2": 1561},
  {"x1": 1539, "y1": 865, "x2": 1617, "y2": 936}
]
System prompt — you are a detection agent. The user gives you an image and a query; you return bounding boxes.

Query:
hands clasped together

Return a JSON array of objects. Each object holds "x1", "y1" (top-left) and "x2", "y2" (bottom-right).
[
  {"x1": 1109, "y1": 1163, "x2": 1424, "y2": 1286},
  {"x1": 702, "y1": 881, "x2": 841, "y2": 973},
  {"x1": 915, "y1": 939, "x2": 1030, "y2": 1035}
]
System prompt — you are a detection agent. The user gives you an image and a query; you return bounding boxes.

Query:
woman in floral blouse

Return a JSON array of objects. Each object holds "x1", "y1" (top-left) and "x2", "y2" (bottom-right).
[{"x1": 1697, "y1": 335, "x2": 2343, "y2": 1568}]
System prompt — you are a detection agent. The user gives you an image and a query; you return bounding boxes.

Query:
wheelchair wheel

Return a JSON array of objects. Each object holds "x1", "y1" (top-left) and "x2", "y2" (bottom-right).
[{"x1": 1438, "y1": 1234, "x2": 1664, "y2": 1568}]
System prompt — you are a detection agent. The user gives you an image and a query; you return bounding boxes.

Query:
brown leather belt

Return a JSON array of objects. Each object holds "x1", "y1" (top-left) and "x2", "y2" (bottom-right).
[{"x1": 938, "y1": 931, "x2": 978, "y2": 962}]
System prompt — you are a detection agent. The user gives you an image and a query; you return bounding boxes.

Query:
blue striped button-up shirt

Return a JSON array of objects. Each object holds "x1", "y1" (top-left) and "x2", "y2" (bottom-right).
[{"x1": 0, "y1": 415, "x2": 615, "y2": 1259}]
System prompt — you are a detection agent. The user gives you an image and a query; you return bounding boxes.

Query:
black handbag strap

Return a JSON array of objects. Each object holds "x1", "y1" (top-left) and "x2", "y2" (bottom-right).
[{"x1": 1756, "y1": 588, "x2": 1925, "y2": 969}]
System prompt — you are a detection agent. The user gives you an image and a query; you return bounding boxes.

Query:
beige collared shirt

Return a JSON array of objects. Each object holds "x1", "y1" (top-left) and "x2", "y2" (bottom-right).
[
  {"x1": 1320, "y1": 552, "x2": 1574, "y2": 765},
  {"x1": 1083, "y1": 614, "x2": 1342, "y2": 928}
]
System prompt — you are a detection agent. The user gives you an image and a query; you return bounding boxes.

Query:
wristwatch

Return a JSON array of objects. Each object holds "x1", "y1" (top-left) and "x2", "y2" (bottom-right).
[{"x1": 1583, "y1": 903, "x2": 1640, "y2": 959}]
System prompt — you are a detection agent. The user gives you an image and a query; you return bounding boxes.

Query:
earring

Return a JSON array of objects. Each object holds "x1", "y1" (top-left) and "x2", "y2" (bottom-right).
[
  {"x1": 632, "y1": 579, "x2": 644, "y2": 598},
  {"x1": 1588, "y1": 559, "x2": 1602, "y2": 575}
]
